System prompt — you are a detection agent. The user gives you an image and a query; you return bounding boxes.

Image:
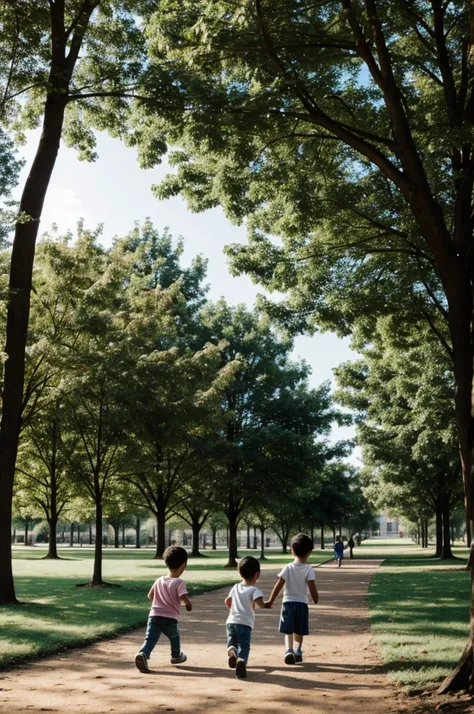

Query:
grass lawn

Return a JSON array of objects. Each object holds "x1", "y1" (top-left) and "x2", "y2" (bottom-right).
[
  {"x1": 364, "y1": 538, "x2": 471, "y2": 692},
  {"x1": 1, "y1": 545, "x2": 331, "y2": 669}
]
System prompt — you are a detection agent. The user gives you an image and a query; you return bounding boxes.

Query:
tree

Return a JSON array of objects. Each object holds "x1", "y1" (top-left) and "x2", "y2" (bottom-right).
[
  {"x1": 109, "y1": 224, "x2": 233, "y2": 559},
  {"x1": 15, "y1": 401, "x2": 75, "y2": 558},
  {"x1": 137, "y1": 3, "x2": 474, "y2": 685},
  {"x1": 199, "y1": 300, "x2": 338, "y2": 567},
  {"x1": 0, "y1": 0, "x2": 152, "y2": 604},
  {"x1": 335, "y1": 319, "x2": 463, "y2": 560}
]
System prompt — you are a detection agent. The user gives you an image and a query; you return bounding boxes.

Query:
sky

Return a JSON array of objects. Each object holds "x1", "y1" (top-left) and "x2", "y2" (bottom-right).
[{"x1": 15, "y1": 130, "x2": 359, "y2": 462}]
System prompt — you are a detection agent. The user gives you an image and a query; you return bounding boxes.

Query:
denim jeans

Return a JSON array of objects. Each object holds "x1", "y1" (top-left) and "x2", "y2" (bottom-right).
[
  {"x1": 139, "y1": 616, "x2": 181, "y2": 659},
  {"x1": 226, "y1": 623, "x2": 252, "y2": 663}
]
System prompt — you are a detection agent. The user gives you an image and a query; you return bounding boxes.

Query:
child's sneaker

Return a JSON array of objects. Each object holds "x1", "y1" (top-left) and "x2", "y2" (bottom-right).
[
  {"x1": 295, "y1": 650, "x2": 303, "y2": 663},
  {"x1": 227, "y1": 646, "x2": 237, "y2": 669},
  {"x1": 284, "y1": 649, "x2": 296, "y2": 665},
  {"x1": 170, "y1": 652, "x2": 187, "y2": 664},
  {"x1": 134, "y1": 652, "x2": 149, "y2": 673},
  {"x1": 235, "y1": 658, "x2": 247, "y2": 678}
]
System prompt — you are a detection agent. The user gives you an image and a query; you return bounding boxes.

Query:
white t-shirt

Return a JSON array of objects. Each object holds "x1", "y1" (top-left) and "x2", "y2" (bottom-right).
[
  {"x1": 279, "y1": 562, "x2": 316, "y2": 604},
  {"x1": 226, "y1": 583, "x2": 264, "y2": 629}
]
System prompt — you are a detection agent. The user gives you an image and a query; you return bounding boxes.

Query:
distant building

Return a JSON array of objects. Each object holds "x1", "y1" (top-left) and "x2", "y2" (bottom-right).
[{"x1": 373, "y1": 513, "x2": 400, "y2": 538}]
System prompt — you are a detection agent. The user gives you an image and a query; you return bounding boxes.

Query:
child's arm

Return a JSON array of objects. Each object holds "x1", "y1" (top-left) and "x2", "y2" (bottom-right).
[
  {"x1": 180, "y1": 594, "x2": 193, "y2": 611},
  {"x1": 266, "y1": 577, "x2": 286, "y2": 607},
  {"x1": 225, "y1": 595, "x2": 232, "y2": 609},
  {"x1": 147, "y1": 586, "x2": 154, "y2": 601},
  {"x1": 254, "y1": 596, "x2": 268, "y2": 609},
  {"x1": 308, "y1": 580, "x2": 319, "y2": 604}
]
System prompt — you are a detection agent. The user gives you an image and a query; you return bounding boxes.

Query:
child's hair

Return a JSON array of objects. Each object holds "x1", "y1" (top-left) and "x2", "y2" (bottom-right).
[
  {"x1": 164, "y1": 545, "x2": 188, "y2": 570},
  {"x1": 239, "y1": 556, "x2": 260, "y2": 580},
  {"x1": 290, "y1": 532, "x2": 314, "y2": 557}
]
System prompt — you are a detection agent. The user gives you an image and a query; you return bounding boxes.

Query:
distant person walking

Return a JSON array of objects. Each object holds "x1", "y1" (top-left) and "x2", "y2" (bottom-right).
[
  {"x1": 334, "y1": 536, "x2": 344, "y2": 567},
  {"x1": 348, "y1": 536, "x2": 355, "y2": 559}
]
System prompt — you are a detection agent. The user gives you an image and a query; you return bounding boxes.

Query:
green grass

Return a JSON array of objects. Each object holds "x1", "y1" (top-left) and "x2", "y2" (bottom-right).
[
  {"x1": 365, "y1": 538, "x2": 471, "y2": 692},
  {"x1": 1, "y1": 545, "x2": 331, "y2": 669}
]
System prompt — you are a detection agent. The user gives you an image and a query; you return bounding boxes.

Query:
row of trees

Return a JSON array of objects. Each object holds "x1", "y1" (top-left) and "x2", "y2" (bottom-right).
[{"x1": 8, "y1": 221, "x2": 373, "y2": 586}]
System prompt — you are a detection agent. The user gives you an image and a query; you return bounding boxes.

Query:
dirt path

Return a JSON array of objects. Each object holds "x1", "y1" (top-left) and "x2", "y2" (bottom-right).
[{"x1": 0, "y1": 560, "x2": 403, "y2": 714}]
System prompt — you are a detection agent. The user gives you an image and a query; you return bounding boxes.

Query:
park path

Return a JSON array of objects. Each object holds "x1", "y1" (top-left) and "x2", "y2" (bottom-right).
[{"x1": 0, "y1": 560, "x2": 403, "y2": 714}]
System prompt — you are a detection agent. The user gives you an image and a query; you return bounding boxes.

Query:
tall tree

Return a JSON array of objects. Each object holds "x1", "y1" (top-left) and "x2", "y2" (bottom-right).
[
  {"x1": 200, "y1": 300, "x2": 338, "y2": 567},
  {"x1": 139, "y1": 3, "x2": 474, "y2": 685},
  {"x1": 0, "y1": 0, "x2": 150, "y2": 604}
]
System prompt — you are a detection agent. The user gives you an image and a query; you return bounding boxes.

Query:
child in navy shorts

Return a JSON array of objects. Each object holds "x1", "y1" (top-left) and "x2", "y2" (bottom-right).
[{"x1": 266, "y1": 533, "x2": 319, "y2": 664}]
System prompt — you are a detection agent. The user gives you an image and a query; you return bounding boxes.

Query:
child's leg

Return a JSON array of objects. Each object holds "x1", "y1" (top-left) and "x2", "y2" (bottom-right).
[
  {"x1": 285, "y1": 634, "x2": 294, "y2": 652},
  {"x1": 227, "y1": 624, "x2": 238, "y2": 653},
  {"x1": 235, "y1": 625, "x2": 251, "y2": 664},
  {"x1": 139, "y1": 617, "x2": 162, "y2": 659},
  {"x1": 295, "y1": 634, "x2": 303, "y2": 652},
  {"x1": 160, "y1": 617, "x2": 182, "y2": 658}
]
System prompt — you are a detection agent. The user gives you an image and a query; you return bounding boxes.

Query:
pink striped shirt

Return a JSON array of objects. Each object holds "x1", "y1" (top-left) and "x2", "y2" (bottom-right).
[{"x1": 149, "y1": 576, "x2": 188, "y2": 620}]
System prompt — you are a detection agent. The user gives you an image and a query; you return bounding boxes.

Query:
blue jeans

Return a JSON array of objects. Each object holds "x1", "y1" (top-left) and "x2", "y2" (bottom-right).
[
  {"x1": 227, "y1": 623, "x2": 252, "y2": 664},
  {"x1": 139, "y1": 616, "x2": 181, "y2": 659}
]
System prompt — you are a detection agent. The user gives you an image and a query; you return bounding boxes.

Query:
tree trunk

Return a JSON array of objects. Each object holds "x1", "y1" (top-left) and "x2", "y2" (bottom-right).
[
  {"x1": 122, "y1": 523, "x2": 125, "y2": 548},
  {"x1": 278, "y1": 527, "x2": 289, "y2": 554},
  {"x1": 259, "y1": 526, "x2": 266, "y2": 560},
  {"x1": 24, "y1": 520, "x2": 29, "y2": 547},
  {"x1": 311, "y1": 526, "x2": 314, "y2": 542},
  {"x1": 91, "y1": 499, "x2": 103, "y2": 586},
  {"x1": 135, "y1": 516, "x2": 140, "y2": 548},
  {"x1": 435, "y1": 502, "x2": 442, "y2": 558},
  {"x1": 441, "y1": 498, "x2": 454, "y2": 559},
  {"x1": 467, "y1": 511, "x2": 472, "y2": 548},
  {"x1": 89, "y1": 521, "x2": 93, "y2": 545},
  {"x1": 332, "y1": 526, "x2": 336, "y2": 543},
  {"x1": 246, "y1": 523, "x2": 251, "y2": 549},
  {"x1": 154, "y1": 511, "x2": 166, "y2": 559},
  {"x1": 69, "y1": 522, "x2": 74, "y2": 547},
  {"x1": 212, "y1": 527, "x2": 217, "y2": 550},
  {"x1": 320, "y1": 524, "x2": 325, "y2": 550},
  {"x1": 191, "y1": 520, "x2": 202, "y2": 557},
  {"x1": 225, "y1": 491, "x2": 239, "y2": 568},
  {"x1": 77, "y1": 522, "x2": 81, "y2": 545}
]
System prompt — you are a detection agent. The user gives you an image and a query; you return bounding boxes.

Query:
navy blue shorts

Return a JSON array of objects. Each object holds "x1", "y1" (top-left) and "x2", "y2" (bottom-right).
[{"x1": 279, "y1": 602, "x2": 309, "y2": 636}]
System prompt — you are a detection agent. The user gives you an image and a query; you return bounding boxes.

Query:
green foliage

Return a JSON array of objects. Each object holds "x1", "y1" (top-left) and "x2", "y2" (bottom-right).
[{"x1": 335, "y1": 317, "x2": 462, "y2": 525}]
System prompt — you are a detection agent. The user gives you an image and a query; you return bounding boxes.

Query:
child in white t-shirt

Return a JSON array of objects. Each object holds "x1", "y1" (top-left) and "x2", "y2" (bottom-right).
[
  {"x1": 267, "y1": 533, "x2": 319, "y2": 665},
  {"x1": 225, "y1": 556, "x2": 268, "y2": 679}
]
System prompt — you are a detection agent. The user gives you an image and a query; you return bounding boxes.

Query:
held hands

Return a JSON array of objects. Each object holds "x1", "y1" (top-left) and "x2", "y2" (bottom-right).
[
  {"x1": 186, "y1": 602, "x2": 193, "y2": 611},
  {"x1": 263, "y1": 601, "x2": 273, "y2": 609}
]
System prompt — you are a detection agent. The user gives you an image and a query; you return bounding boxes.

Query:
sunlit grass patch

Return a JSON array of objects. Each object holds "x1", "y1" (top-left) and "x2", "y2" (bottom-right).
[{"x1": 365, "y1": 540, "x2": 470, "y2": 692}]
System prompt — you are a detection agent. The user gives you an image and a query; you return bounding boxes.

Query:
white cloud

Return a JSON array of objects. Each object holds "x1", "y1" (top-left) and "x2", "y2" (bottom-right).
[{"x1": 39, "y1": 184, "x2": 88, "y2": 236}]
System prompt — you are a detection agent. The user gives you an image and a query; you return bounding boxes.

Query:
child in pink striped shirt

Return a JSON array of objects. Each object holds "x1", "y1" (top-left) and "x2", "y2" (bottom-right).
[{"x1": 135, "y1": 546, "x2": 192, "y2": 672}]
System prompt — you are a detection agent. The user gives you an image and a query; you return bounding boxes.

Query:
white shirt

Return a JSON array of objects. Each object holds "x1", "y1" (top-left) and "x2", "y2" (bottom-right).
[
  {"x1": 279, "y1": 562, "x2": 316, "y2": 604},
  {"x1": 226, "y1": 583, "x2": 264, "y2": 629}
]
